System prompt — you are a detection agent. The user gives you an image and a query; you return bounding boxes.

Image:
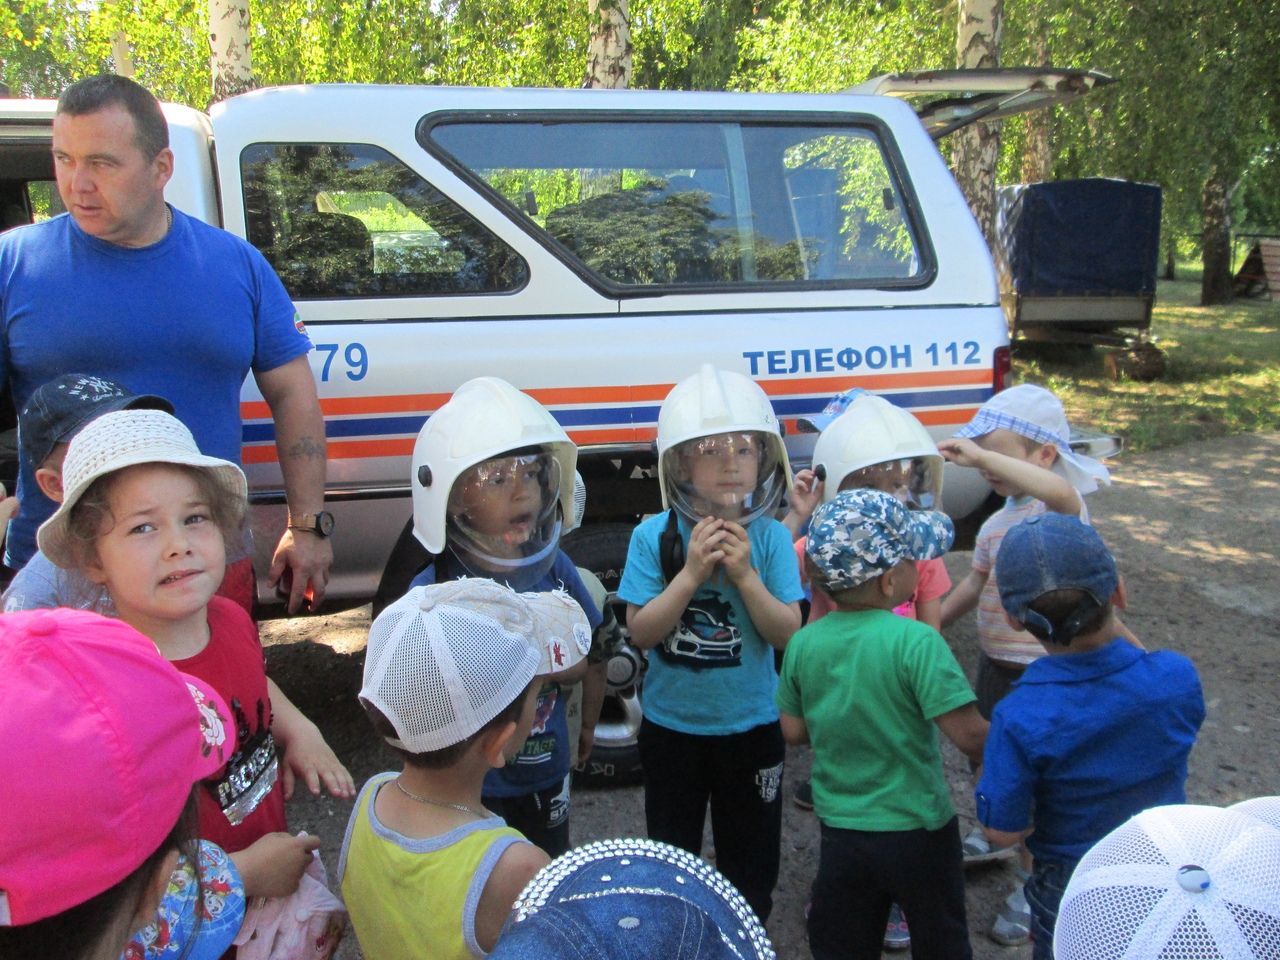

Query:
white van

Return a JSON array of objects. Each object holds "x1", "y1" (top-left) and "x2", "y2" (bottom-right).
[{"x1": 0, "y1": 72, "x2": 1107, "y2": 781}]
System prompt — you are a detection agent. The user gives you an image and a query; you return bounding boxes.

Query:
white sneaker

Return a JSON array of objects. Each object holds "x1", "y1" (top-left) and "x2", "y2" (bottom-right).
[
  {"x1": 962, "y1": 826, "x2": 1019, "y2": 866},
  {"x1": 989, "y1": 884, "x2": 1031, "y2": 946}
]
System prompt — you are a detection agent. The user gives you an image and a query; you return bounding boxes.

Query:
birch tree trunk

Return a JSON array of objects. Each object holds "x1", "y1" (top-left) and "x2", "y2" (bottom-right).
[
  {"x1": 584, "y1": 0, "x2": 632, "y2": 89},
  {"x1": 953, "y1": 0, "x2": 1003, "y2": 245},
  {"x1": 1200, "y1": 168, "x2": 1234, "y2": 305},
  {"x1": 208, "y1": 0, "x2": 255, "y2": 104},
  {"x1": 1019, "y1": 30, "x2": 1051, "y2": 184}
]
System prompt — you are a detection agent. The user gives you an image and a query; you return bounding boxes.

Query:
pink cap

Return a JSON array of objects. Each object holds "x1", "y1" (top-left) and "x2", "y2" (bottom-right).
[{"x1": 0, "y1": 609, "x2": 236, "y2": 926}]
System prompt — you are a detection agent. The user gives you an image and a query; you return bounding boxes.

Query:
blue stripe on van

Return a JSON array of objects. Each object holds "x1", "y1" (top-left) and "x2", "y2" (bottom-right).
[{"x1": 241, "y1": 386, "x2": 993, "y2": 444}]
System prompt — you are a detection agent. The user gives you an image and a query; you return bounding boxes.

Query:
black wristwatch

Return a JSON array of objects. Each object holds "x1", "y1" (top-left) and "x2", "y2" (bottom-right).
[{"x1": 288, "y1": 510, "x2": 335, "y2": 538}]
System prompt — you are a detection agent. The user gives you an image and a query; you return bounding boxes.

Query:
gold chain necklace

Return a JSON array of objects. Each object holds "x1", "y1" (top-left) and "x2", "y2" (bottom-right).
[{"x1": 393, "y1": 777, "x2": 487, "y2": 818}]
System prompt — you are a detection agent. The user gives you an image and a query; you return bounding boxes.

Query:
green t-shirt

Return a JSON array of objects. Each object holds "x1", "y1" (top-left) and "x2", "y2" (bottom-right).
[{"x1": 776, "y1": 609, "x2": 976, "y2": 831}]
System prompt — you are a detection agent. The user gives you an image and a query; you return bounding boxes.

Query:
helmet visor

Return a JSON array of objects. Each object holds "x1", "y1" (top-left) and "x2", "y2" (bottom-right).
[
  {"x1": 446, "y1": 451, "x2": 563, "y2": 589},
  {"x1": 838, "y1": 456, "x2": 942, "y2": 510},
  {"x1": 663, "y1": 431, "x2": 786, "y2": 525}
]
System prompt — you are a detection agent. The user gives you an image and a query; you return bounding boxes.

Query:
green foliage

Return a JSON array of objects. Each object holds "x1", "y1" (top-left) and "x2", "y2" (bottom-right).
[{"x1": 1015, "y1": 273, "x2": 1280, "y2": 452}]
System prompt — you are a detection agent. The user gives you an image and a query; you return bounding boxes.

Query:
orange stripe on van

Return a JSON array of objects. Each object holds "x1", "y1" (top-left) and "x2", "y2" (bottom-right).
[{"x1": 240, "y1": 370, "x2": 990, "y2": 421}]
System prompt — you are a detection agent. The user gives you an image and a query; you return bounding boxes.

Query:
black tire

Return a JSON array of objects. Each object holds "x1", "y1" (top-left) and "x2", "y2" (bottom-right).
[
  {"x1": 563, "y1": 522, "x2": 646, "y2": 788},
  {"x1": 372, "y1": 515, "x2": 428, "y2": 619}
]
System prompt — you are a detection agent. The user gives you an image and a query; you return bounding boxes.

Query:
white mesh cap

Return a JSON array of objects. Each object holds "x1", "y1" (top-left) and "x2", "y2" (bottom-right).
[
  {"x1": 1054, "y1": 804, "x2": 1280, "y2": 960},
  {"x1": 361, "y1": 578, "x2": 591, "y2": 753},
  {"x1": 1229, "y1": 796, "x2": 1280, "y2": 832}
]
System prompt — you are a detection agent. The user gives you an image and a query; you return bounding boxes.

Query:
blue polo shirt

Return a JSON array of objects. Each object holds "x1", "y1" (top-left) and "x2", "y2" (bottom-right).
[{"x1": 976, "y1": 638, "x2": 1204, "y2": 864}]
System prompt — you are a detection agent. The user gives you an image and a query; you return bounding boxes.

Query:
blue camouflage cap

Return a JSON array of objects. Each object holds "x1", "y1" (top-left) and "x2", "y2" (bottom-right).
[
  {"x1": 796, "y1": 387, "x2": 869, "y2": 434},
  {"x1": 805, "y1": 488, "x2": 954, "y2": 590}
]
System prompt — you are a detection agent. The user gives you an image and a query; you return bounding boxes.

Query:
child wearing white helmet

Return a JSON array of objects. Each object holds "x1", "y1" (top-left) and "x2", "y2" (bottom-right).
[
  {"x1": 784, "y1": 388, "x2": 954, "y2": 951},
  {"x1": 407, "y1": 377, "x2": 600, "y2": 857},
  {"x1": 617, "y1": 364, "x2": 805, "y2": 922}
]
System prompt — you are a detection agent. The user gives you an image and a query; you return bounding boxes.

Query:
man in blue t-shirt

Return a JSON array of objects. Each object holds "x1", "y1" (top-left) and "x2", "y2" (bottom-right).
[{"x1": 0, "y1": 75, "x2": 330, "y2": 613}]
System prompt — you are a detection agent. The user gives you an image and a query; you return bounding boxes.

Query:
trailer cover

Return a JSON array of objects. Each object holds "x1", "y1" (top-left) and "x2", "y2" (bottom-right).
[{"x1": 995, "y1": 178, "x2": 1162, "y2": 297}]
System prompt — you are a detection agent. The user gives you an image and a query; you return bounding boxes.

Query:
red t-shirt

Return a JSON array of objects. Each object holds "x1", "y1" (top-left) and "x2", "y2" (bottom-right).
[{"x1": 172, "y1": 596, "x2": 287, "y2": 853}]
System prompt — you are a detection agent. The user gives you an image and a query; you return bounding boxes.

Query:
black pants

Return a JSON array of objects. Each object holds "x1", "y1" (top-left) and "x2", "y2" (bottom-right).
[
  {"x1": 637, "y1": 717, "x2": 784, "y2": 921},
  {"x1": 483, "y1": 774, "x2": 571, "y2": 858},
  {"x1": 808, "y1": 816, "x2": 972, "y2": 960}
]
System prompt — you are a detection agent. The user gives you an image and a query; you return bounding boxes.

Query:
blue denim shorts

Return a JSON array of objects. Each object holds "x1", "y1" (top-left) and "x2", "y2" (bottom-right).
[{"x1": 1025, "y1": 859, "x2": 1078, "y2": 960}]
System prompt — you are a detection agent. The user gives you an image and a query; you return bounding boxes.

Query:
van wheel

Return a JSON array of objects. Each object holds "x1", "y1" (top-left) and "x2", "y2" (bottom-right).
[
  {"x1": 563, "y1": 523, "x2": 646, "y2": 788},
  {"x1": 373, "y1": 516, "x2": 428, "y2": 619}
]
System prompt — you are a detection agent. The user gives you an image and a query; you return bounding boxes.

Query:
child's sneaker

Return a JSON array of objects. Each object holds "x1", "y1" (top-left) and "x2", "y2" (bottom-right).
[
  {"x1": 793, "y1": 779, "x2": 814, "y2": 811},
  {"x1": 962, "y1": 825, "x2": 1018, "y2": 865},
  {"x1": 988, "y1": 884, "x2": 1031, "y2": 946},
  {"x1": 883, "y1": 903, "x2": 910, "y2": 951}
]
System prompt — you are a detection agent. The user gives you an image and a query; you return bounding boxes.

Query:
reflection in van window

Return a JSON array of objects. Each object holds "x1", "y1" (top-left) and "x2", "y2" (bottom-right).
[
  {"x1": 428, "y1": 119, "x2": 921, "y2": 289},
  {"x1": 241, "y1": 143, "x2": 527, "y2": 299}
]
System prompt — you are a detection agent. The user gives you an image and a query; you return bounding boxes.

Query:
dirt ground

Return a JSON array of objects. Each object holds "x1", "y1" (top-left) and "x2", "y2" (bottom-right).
[{"x1": 266, "y1": 431, "x2": 1280, "y2": 959}]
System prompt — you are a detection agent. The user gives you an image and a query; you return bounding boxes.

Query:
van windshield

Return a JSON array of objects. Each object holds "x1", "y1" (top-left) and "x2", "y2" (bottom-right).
[{"x1": 426, "y1": 117, "x2": 924, "y2": 290}]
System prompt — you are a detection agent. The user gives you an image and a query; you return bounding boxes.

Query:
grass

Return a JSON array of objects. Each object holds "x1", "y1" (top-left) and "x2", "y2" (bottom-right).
[{"x1": 1012, "y1": 267, "x2": 1280, "y2": 453}]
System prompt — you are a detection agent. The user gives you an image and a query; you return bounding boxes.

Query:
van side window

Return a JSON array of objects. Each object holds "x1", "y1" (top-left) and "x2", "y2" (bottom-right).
[
  {"x1": 426, "y1": 118, "x2": 923, "y2": 290},
  {"x1": 241, "y1": 142, "x2": 527, "y2": 299}
]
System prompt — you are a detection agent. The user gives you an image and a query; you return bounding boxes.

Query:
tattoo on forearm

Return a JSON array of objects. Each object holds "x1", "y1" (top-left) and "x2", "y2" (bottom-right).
[{"x1": 284, "y1": 436, "x2": 327, "y2": 461}]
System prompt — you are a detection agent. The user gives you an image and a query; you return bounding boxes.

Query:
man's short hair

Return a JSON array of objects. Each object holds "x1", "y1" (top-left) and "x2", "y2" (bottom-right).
[{"x1": 56, "y1": 75, "x2": 169, "y2": 159}]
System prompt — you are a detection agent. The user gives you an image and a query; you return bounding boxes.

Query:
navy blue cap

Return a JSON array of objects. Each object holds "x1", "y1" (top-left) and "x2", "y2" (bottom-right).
[
  {"x1": 19, "y1": 374, "x2": 172, "y2": 469},
  {"x1": 995, "y1": 513, "x2": 1118, "y2": 643}
]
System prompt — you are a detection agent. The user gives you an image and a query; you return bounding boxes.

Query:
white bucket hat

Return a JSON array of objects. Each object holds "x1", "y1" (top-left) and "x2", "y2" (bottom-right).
[
  {"x1": 360, "y1": 578, "x2": 591, "y2": 754},
  {"x1": 955, "y1": 384, "x2": 1110, "y2": 495},
  {"x1": 38, "y1": 409, "x2": 247, "y2": 569}
]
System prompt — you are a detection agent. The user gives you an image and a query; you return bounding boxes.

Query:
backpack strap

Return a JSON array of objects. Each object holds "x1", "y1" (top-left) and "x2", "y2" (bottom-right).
[{"x1": 658, "y1": 509, "x2": 685, "y2": 585}]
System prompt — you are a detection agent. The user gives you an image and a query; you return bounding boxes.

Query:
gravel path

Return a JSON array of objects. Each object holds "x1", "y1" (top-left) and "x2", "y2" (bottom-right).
[{"x1": 266, "y1": 431, "x2": 1280, "y2": 959}]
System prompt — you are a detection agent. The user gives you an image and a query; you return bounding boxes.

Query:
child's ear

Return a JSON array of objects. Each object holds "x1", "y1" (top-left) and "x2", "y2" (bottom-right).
[
  {"x1": 1111, "y1": 575, "x2": 1128, "y2": 611},
  {"x1": 82, "y1": 553, "x2": 110, "y2": 586},
  {"x1": 34, "y1": 466, "x2": 64, "y2": 502},
  {"x1": 480, "y1": 721, "x2": 520, "y2": 770},
  {"x1": 1003, "y1": 610, "x2": 1026, "y2": 633},
  {"x1": 1034, "y1": 442, "x2": 1059, "y2": 469}
]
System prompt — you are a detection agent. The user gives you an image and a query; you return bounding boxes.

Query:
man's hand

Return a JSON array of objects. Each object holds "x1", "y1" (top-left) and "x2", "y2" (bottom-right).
[{"x1": 268, "y1": 528, "x2": 333, "y2": 614}]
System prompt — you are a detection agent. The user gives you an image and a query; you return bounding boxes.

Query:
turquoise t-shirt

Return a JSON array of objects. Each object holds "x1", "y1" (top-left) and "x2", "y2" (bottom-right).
[
  {"x1": 618, "y1": 512, "x2": 803, "y2": 736},
  {"x1": 776, "y1": 609, "x2": 976, "y2": 831}
]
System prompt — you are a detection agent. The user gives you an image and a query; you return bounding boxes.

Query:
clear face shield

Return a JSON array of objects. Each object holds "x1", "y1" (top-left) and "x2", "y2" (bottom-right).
[
  {"x1": 445, "y1": 450, "x2": 563, "y2": 590},
  {"x1": 838, "y1": 456, "x2": 942, "y2": 510},
  {"x1": 663, "y1": 431, "x2": 787, "y2": 525}
]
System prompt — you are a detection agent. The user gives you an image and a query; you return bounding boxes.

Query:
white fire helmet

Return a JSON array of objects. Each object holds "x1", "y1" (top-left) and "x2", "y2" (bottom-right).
[
  {"x1": 811, "y1": 392, "x2": 943, "y2": 509},
  {"x1": 656, "y1": 364, "x2": 791, "y2": 525},
  {"x1": 411, "y1": 378, "x2": 577, "y2": 589}
]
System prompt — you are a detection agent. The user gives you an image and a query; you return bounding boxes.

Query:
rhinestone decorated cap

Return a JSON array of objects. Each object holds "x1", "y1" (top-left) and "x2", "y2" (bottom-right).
[{"x1": 491, "y1": 838, "x2": 776, "y2": 960}]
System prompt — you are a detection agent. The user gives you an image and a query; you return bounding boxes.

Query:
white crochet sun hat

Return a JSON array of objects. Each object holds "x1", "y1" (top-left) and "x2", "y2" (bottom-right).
[
  {"x1": 360, "y1": 578, "x2": 591, "y2": 754},
  {"x1": 38, "y1": 409, "x2": 247, "y2": 569},
  {"x1": 1053, "y1": 803, "x2": 1280, "y2": 960}
]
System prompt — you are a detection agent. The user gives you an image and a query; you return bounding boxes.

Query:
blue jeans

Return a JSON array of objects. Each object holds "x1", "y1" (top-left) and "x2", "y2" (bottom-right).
[{"x1": 1025, "y1": 859, "x2": 1077, "y2": 960}]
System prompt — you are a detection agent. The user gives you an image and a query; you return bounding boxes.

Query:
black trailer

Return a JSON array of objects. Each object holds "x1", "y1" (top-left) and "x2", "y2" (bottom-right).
[{"x1": 994, "y1": 178, "x2": 1162, "y2": 346}]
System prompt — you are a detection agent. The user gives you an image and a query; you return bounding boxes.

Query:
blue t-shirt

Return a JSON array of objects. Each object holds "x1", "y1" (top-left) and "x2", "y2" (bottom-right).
[
  {"x1": 0, "y1": 209, "x2": 309, "y2": 566},
  {"x1": 976, "y1": 638, "x2": 1205, "y2": 864},
  {"x1": 617, "y1": 512, "x2": 804, "y2": 736},
  {"x1": 410, "y1": 550, "x2": 602, "y2": 796}
]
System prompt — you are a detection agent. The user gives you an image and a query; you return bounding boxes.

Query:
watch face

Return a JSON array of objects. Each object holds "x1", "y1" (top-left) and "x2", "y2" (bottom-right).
[{"x1": 316, "y1": 511, "x2": 335, "y2": 536}]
